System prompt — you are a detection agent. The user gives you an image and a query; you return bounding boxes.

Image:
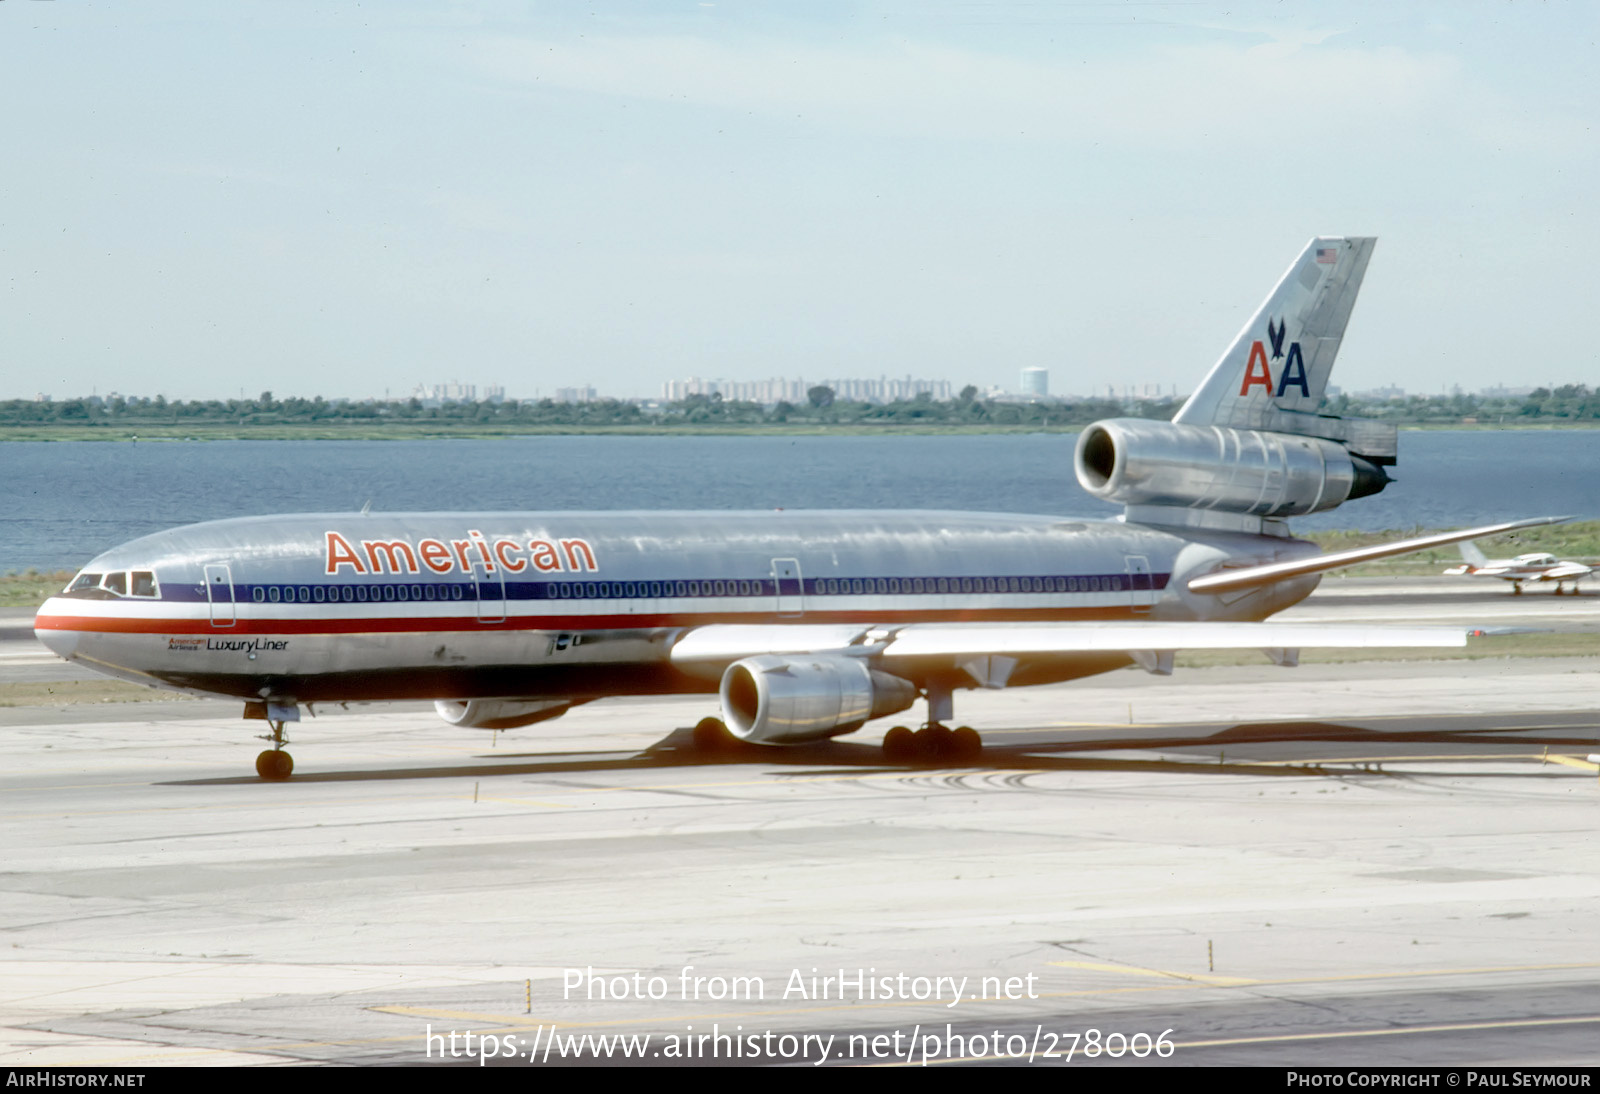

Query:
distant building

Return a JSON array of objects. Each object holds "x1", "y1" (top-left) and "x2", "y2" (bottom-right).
[
  {"x1": 663, "y1": 375, "x2": 952, "y2": 406},
  {"x1": 1353, "y1": 384, "x2": 1407, "y2": 401},
  {"x1": 414, "y1": 381, "x2": 477, "y2": 404},
  {"x1": 1020, "y1": 368, "x2": 1048, "y2": 397},
  {"x1": 554, "y1": 386, "x2": 597, "y2": 404}
]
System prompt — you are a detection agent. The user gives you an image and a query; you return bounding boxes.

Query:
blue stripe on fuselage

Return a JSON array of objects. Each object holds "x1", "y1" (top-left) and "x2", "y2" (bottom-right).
[{"x1": 150, "y1": 570, "x2": 1173, "y2": 605}]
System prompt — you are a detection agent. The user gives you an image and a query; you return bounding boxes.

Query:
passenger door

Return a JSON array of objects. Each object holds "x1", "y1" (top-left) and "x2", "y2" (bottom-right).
[
  {"x1": 204, "y1": 563, "x2": 236, "y2": 628},
  {"x1": 1125, "y1": 555, "x2": 1154, "y2": 613},
  {"x1": 771, "y1": 558, "x2": 804, "y2": 618},
  {"x1": 473, "y1": 560, "x2": 505, "y2": 623}
]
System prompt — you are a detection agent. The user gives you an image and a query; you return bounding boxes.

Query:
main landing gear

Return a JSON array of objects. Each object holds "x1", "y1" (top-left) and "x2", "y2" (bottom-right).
[
  {"x1": 692, "y1": 716, "x2": 740, "y2": 753},
  {"x1": 689, "y1": 679, "x2": 986, "y2": 764},
  {"x1": 882, "y1": 723, "x2": 983, "y2": 763},
  {"x1": 890, "y1": 678, "x2": 983, "y2": 762}
]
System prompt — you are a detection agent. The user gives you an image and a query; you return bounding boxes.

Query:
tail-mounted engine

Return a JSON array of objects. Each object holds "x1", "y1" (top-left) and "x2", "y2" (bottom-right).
[
  {"x1": 1074, "y1": 418, "x2": 1390, "y2": 519},
  {"x1": 719, "y1": 655, "x2": 917, "y2": 745}
]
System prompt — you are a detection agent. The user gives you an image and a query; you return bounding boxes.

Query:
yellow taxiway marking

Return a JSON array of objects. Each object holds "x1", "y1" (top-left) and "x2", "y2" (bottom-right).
[
  {"x1": 1045, "y1": 960, "x2": 1256, "y2": 986},
  {"x1": 372, "y1": 989, "x2": 1033, "y2": 1031},
  {"x1": 372, "y1": 960, "x2": 1600, "y2": 1034},
  {"x1": 0, "y1": 789, "x2": 579, "y2": 821},
  {"x1": 1249, "y1": 752, "x2": 1557, "y2": 766},
  {"x1": 884, "y1": 1014, "x2": 1600, "y2": 1067},
  {"x1": 587, "y1": 770, "x2": 1036, "y2": 794},
  {"x1": 1178, "y1": 1013, "x2": 1600, "y2": 1051},
  {"x1": 1544, "y1": 753, "x2": 1600, "y2": 772},
  {"x1": 374, "y1": 1005, "x2": 563, "y2": 1026},
  {"x1": 1052, "y1": 960, "x2": 1600, "y2": 994},
  {"x1": 997, "y1": 715, "x2": 1600, "y2": 732},
  {"x1": 982, "y1": 724, "x2": 1173, "y2": 735},
  {"x1": 0, "y1": 781, "x2": 162, "y2": 793}
]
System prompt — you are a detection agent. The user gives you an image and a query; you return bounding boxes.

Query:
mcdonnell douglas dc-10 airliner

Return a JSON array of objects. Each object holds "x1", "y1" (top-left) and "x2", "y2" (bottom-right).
[{"x1": 34, "y1": 237, "x2": 1556, "y2": 778}]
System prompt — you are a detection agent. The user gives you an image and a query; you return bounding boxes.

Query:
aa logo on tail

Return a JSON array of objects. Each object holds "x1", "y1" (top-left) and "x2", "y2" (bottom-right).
[
  {"x1": 1266, "y1": 318, "x2": 1287, "y2": 359},
  {"x1": 1240, "y1": 315, "x2": 1309, "y2": 397}
]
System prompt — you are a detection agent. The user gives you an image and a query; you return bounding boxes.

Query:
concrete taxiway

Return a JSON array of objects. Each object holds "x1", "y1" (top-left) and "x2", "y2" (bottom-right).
[{"x1": 0, "y1": 584, "x2": 1596, "y2": 1067}]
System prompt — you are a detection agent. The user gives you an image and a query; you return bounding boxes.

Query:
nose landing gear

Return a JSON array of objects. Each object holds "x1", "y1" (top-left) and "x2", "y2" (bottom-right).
[
  {"x1": 246, "y1": 701, "x2": 298, "y2": 780},
  {"x1": 255, "y1": 740, "x2": 294, "y2": 780}
]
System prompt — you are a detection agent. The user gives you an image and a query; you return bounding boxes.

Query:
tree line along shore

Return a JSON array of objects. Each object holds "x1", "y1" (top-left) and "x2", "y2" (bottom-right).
[{"x1": 4, "y1": 384, "x2": 1599, "y2": 440}]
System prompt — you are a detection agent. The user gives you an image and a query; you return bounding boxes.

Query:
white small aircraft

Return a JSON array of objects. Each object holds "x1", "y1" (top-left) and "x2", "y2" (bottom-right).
[{"x1": 1444, "y1": 541, "x2": 1592, "y2": 594}]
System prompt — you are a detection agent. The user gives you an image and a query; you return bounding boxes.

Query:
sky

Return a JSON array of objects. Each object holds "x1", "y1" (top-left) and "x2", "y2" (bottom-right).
[{"x1": 2, "y1": 1, "x2": 1596, "y2": 402}]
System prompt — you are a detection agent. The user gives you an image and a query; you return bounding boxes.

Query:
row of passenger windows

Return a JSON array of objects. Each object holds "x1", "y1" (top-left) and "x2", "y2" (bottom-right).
[
  {"x1": 548, "y1": 579, "x2": 770, "y2": 599},
  {"x1": 238, "y1": 575, "x2": 1130, "y2": 603},
  {"x1": 251, "y1": 584, "x2": 466, "y2": 604},
  {"x1": 814, "y1": 575, "x2": 1123, "y2": 595},
  {"x1": 549, "y1": 577, "x2": 1126, "y2": 598}
]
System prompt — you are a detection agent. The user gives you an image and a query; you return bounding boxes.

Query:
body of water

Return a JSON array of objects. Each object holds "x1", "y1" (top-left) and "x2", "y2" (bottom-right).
[{"x1": 1, "y1": 431, "x2": 1594, "y2": 572}]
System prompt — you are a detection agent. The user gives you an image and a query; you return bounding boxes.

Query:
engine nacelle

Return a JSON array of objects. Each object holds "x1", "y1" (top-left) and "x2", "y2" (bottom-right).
[
  {"x1": 1074, "y1": 418, "x2": 1388, "y2": 518},
  {"x1": 719, "y1": 656, "x2": 917, "y2": 745},
  {"x1": 434, "y1": 699, "x2": 574, "y2": 730}
]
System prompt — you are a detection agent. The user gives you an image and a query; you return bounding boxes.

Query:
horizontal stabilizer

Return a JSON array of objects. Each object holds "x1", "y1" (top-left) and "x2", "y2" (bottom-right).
[{"x1": 1187, "y1": 516, "x2": 1570, "y2": 595}]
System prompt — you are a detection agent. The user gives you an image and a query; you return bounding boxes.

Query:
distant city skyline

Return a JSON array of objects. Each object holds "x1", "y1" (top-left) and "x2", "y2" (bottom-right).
[{"x1": 18, "y1": 378, "x2": 1571, "y2": 409}]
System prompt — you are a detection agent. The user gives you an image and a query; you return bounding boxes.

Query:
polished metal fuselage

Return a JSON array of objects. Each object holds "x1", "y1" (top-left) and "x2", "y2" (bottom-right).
[{"x1": 33, "y1": 510, "x2": 1322, "y2": 703}]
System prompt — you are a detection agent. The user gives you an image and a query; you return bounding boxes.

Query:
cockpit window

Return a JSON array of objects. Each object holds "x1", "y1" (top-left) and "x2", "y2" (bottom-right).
[{"x1": 61, "y1": 569, "x2": 161, "y2": 600}]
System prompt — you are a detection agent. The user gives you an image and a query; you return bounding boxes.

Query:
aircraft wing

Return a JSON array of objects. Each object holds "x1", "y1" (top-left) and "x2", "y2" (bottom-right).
[
  {"x1": 1187, "y1": 516, "x2": 1570, "y2": 596},
  {"x1": 670, "y1": 625, "x2": 878, "y2": 664},
  {"x1": 875, "y1": 621, "x2": 1464, "y2": 657},
  {"x1": 1533, "y1": 562, "x2": 1594, "y2": 580},
  {"x1": 671, "y1": 621, "x2": 1465, "y2": 678}
]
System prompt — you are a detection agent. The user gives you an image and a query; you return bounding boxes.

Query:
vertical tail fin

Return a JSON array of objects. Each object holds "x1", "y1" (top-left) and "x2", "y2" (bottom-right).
[
  {"x1": 1458, "y1": 541, "x2": 1489, "y2": 568},
  {"x1": 1175, "y1": 237, "x2": 1376, "y2": 430}
]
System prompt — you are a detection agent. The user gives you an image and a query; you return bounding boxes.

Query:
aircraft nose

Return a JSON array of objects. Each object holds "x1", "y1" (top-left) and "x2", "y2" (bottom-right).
[{"x1": 33, "y1": 602, "x2": 81, "y2": 661}]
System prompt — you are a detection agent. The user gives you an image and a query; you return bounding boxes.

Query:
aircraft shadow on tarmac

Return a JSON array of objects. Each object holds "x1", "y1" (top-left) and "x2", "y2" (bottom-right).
[{"x1": 162, "y1": 715, "x2": 1598, "y2": 787}]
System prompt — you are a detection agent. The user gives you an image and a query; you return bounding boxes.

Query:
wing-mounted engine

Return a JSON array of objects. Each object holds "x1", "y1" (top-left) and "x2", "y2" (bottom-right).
[
  {"x1": 435, "y1": 698, "x2": 577, "y2": 730},
  {"x1": 1075, "y1": 418, "x2": 1390, "y2": 526},
  {"x1": 719, "y1": 655, "x2": 917, "y2": 745}
]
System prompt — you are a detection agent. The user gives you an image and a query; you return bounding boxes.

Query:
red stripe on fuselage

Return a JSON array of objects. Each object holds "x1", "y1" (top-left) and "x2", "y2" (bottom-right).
[{"x1": 34, "y1": 606, "x2": 1136, "y2": 636}]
